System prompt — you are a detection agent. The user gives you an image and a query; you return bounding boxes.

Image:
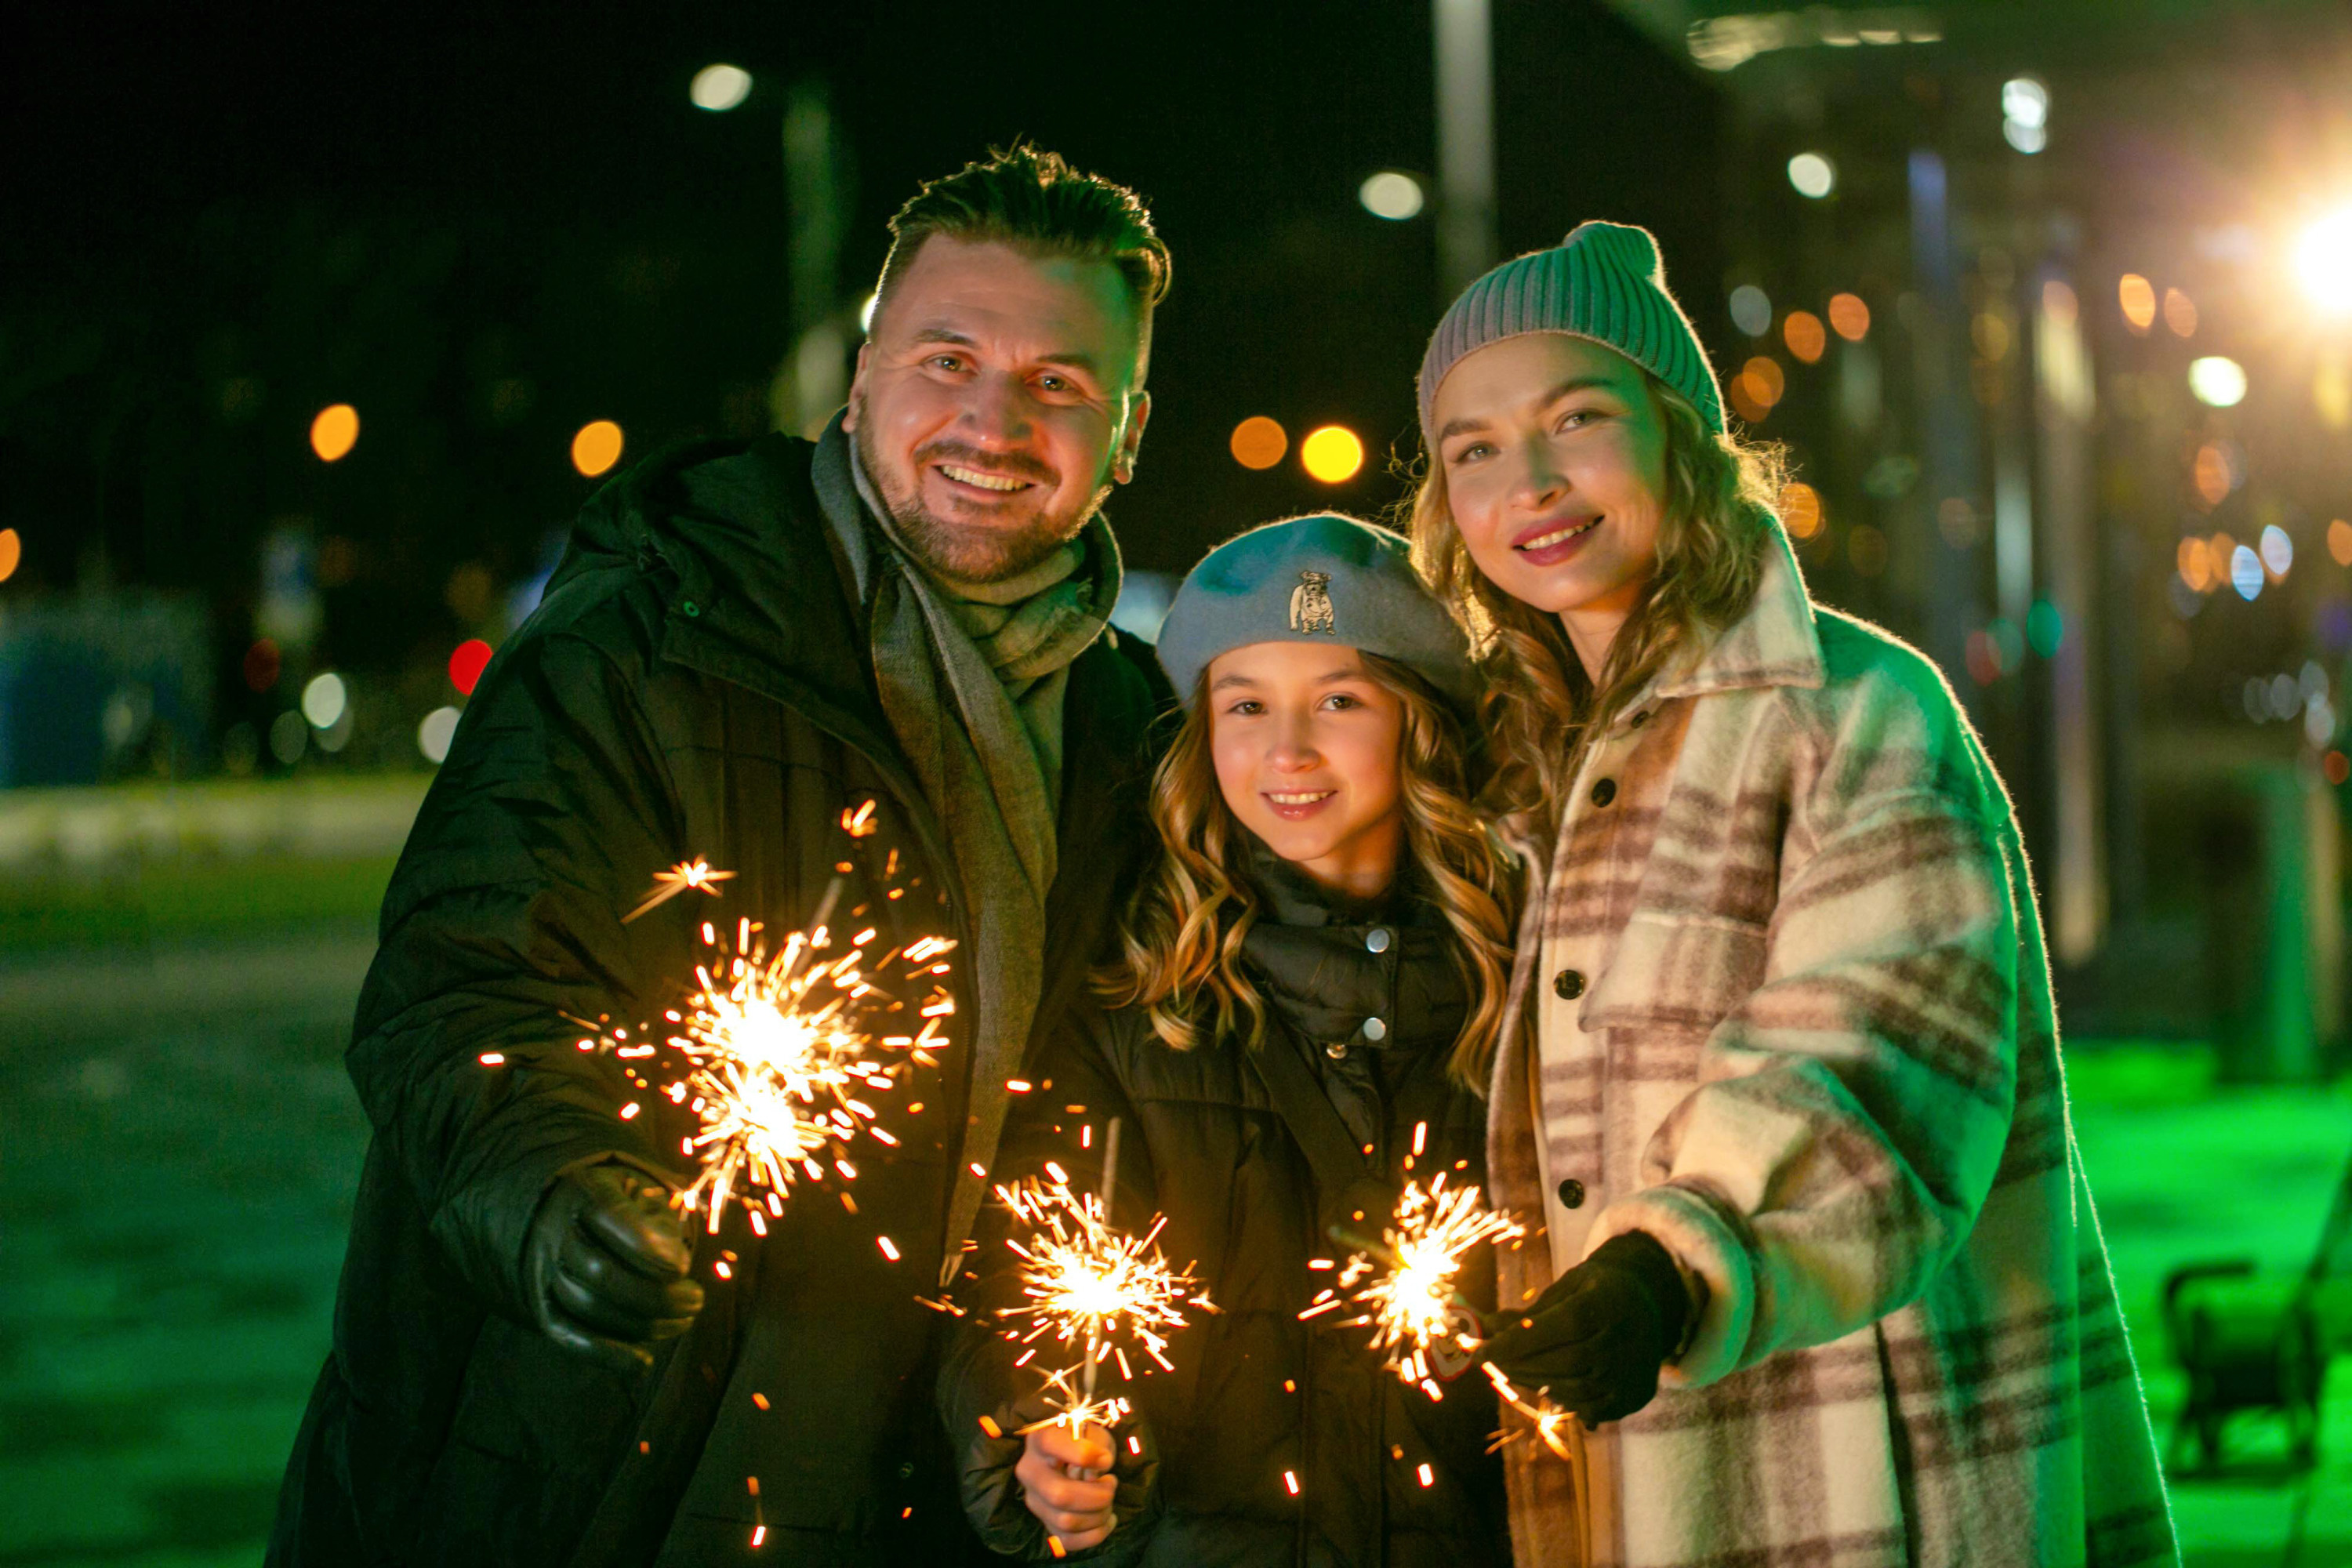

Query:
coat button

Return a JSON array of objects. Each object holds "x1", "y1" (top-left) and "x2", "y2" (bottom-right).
[
  {"x1": 898, "y1": 1461, "x2": 916, "y2": 1479},
  {"x1": 1361, "y1": 1016, "x2": 1388, "y2": 1042},
  {"x1": 1327, "y1": 1040, "x2": 1349, "y2": 1060},
  {"x1": 1630, "y1": 710, "x2": 1651, "y2": 728},
  {"x1": 1552, "y1": 968, "x2": 1584, "y2": 1000},
  {"x1": 1364, "y1": 927, "x2": 1392, "y2": 954},
  {"x1": 1590, "y1": 777, "x2": 1617, "y2": 807},
  {"x1": 1556, "y1": 1178, "x2": 1585, "y2": 1210}
]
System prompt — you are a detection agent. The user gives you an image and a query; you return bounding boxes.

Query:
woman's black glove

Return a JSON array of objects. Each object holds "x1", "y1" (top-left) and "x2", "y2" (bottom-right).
[
  {"x1": 1480, "y1": 1229, "x2": 1691, "y2": 1425},
  {"x1": 522, "y1": 1162, "x2": 704, "y2": 1372}
]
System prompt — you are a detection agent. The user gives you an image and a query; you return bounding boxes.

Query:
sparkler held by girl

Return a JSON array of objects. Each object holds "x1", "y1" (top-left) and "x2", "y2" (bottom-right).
[{"x1": 939, "y1": 514, "x2": 1520, "y2": 1565}]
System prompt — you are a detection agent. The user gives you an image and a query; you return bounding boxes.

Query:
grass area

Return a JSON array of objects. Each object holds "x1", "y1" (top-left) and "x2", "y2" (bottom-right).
[{"x1": 0, "y1": 855, "x2": 398, "y2": 950}]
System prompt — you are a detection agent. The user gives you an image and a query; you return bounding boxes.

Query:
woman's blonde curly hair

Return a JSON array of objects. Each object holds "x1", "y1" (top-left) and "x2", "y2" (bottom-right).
[{"x1": 1402, "y1": 376, "x2": 1786, "y2": 824}]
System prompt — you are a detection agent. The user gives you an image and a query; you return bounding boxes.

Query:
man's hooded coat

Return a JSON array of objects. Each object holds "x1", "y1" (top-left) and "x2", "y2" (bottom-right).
[{"x1": 268, "y1": 432, "x2": 1166, "y2": 1566}]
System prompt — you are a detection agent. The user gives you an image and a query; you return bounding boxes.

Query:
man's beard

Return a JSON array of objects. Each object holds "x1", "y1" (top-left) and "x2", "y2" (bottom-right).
[{"x1": 852, "y1": 405, "x2": 1110, "y2": 583}]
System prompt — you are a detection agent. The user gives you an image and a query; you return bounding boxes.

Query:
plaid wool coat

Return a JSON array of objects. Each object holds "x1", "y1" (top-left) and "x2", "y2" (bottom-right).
[{"x1": 1487, "y1": 528, "x2": 2177, "y2": 1567}]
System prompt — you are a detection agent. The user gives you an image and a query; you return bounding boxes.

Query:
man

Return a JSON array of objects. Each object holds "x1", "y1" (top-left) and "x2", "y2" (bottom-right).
[{"x1": 270, "y1": 144, "x2": 1173, "y2": 1566}]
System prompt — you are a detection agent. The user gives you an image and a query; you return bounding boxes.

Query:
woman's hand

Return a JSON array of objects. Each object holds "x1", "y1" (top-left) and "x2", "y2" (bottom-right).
[
  {"x1": 1016, "y1": 1421, "x2": 1120, "y2": 1553},
  {"x1": 1481, "y1": 1229, "x2": 1692, "y2": 1424}
]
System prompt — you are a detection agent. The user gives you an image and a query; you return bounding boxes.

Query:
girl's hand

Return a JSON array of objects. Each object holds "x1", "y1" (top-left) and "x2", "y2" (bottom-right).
[{"x1": 1015, "y1": 1421, "x2": 1119, "y2": 1552}]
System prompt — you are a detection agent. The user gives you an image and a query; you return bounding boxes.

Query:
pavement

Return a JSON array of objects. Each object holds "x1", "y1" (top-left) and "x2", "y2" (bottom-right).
[{"x1": 0, "y1": 924, "x2": 2347, "y2": 1565}]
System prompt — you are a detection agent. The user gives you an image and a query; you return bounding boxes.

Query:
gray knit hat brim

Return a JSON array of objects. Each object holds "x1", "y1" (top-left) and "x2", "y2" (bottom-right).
[{"x1": 1156, "y1": 514, "x2": 1477, "y2": 713}]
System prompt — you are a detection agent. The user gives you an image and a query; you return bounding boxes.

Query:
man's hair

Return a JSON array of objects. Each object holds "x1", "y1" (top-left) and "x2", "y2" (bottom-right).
[{"x1": 872, "y1": 143, "x2": 1171, "y2": 373}]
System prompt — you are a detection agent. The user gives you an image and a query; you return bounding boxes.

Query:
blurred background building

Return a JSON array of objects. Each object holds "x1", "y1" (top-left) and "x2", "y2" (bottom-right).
[{"x1": 3, "y1": 3, "x2": 2349, "y2": 1562}]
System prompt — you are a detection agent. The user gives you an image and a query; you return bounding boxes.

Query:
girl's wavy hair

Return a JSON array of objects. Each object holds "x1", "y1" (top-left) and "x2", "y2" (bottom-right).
[
  {"x1": 1095, "y1": 653, "x2": 1519, "y2": 1094},
  {"x1": 1403, "y1": 375, "x2": 1784, "y2": 822}
]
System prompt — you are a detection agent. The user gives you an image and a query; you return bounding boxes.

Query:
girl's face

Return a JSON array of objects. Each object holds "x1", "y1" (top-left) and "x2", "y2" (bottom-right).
[
  {"x1": 1206, "y1": 641, "x2": 1405, "y2": 901},
  {"x1": 1428, "y1": 333, "x2": 1671, "y2": 663}
]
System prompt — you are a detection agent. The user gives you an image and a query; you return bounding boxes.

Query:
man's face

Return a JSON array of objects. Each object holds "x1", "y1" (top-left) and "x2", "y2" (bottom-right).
[{"x1": 845, "y1": 237, "x2": 1151, "y2": 582}]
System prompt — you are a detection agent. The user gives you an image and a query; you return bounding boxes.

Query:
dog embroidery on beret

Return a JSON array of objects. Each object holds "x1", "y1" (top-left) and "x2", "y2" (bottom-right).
[{"x1": 1289, "y1": 569, "x2": 1336, "y2": 635}]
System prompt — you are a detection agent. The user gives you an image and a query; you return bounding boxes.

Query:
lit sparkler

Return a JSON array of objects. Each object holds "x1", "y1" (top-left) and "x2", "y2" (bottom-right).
[
  {"x1": 666, "y1": 912, "x2": 956, "y2": 1232},
  {"x1": 991, "y1": 1122, "x2": 1214, "y2": 1433},
  {"x1": 1301, "y1": 1160, "x2": 1523, "y2": 1401}
]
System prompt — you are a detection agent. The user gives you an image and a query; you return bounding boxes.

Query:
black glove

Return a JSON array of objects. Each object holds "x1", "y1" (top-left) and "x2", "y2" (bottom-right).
[
  {"x1": 523, "y1": 1162, "x2": 704, "y2": 1373},
  {"x1": 1479, "y1": 1229, "x2": 1691, "y2": 1425}
]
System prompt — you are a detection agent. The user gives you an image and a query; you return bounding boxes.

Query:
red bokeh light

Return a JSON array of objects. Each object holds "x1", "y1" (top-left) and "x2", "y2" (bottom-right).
[
  {"x1": 243, "y1": 639, "x2": 281, "y2": 692},
  {"x1": 448, "y1": 638, "x2": 494, "y2": 696},
  {"x1": 2326, "y1": 750, "x2": 2350, "y2": 787}
]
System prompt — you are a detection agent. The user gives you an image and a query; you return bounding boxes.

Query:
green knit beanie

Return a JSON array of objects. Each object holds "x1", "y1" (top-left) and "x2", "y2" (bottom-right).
[{"x1": 1417, "y1": 220, "x2": 1724, "y2": 441}]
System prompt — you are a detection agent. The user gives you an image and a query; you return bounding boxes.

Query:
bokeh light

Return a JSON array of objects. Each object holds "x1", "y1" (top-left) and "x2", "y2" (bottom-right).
[
  {"x1": 1300, "y1": 425, "x2": 1365, "y2": 484},
  {"x1": 1827, "y1": 292, "x2": 1870, "y2": 341},
  {"x1": 269, "y1": 710, "x2": 309, "y2": 765},
  {"x1": 1778, "y1": 481, "x2": 1824, "y2": 539},
  {"x1": 449, "y1": 638, "x2": 494, "y2": 696},
  {"x1": 1848, "y1": 524, "x2": 1889, "y2": 576},
  {"x1": 242, "y1": 639, "x2": 281, "y2": 692},
  {"x1": 572, "y1": 419, "x2": 625, "y2": 477},
  {"x1": 2330, "y1": 518, "x2": 2352, "y2": 566},
  {"x1": 2042, "y1": 279, "x2": 2078, "y2": 325},
  {"x1": 1229, "y1": 416, "x2": 1288, "y2": 470},
  {"x1": 2162, "y1": 287, "x2": 2197, "y2": 337},
  {"x1": 310, "y1": 404, "x2": 360, "y2": 463},
  {"x1": 1740, "y1": 356, "x2": 1785, "y2": 409},
  {"x1": 2002, "y1": 118, "x2": 2047, "y2": 154},
  {"x1": 1783, "y1": 310, "x2": 1826, "y2": 364},
  {"x1": 419, "y1": 706, "x2": 462, "y2": 764},
  {"x1": 2027, "y1": 599, "x2": 2065, "y2": 658},
  {"x1": 2230, "y1": 544, "x2": 2263, "y2": 600},
  {"x1": 2118, "y1": 274, "x2": 2156, "y2": 334},
  {"x1": 0, "y1": 528, "x2": 19, "y2": 584},
  {"x1": 1359, "y1": 172, "x2": 1425, "y2": 220},
  {"x1": 1729, "y1": 285, "x2": 1773, "y2": 337},
  {"x1": 2192, "y1": 443, "x2": 2234, "y2": 508},
  {"x1": 2178, "y1": 536, "x2": 2213, "y2": 593},
  {"x1": 2002, "y1": 77, "x2": 2049, "y2": 130},
  {"x1": 2292, "y1": 208, "x2": 2352, "y2": 315},
  {"x1": 2261, "y1": 523, "x2": 2295, "y2": 581},
  {"x1": 2189, "y1": 356, "x2": 2248, "y2": 408},
  {"x1": 1787, "y1": 152, "x2": 1835, "y2": 198},
  {"x1": 301, "y1": 672, "x2": 348, "y2": 730},
  {"x1": 689, "y1": 64, "x2": 753, "y2": 112}
]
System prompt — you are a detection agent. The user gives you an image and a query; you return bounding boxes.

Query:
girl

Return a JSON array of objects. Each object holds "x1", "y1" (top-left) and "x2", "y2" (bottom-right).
[
  {"x1": 942, "y1": 514, "x2": 1520, "y2": 1566},
  {"x1": 1409, "y1": 221, "x2": 2177, "y2": 1566}
]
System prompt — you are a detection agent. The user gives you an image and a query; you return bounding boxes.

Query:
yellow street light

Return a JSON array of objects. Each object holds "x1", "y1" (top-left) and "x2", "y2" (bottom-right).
[{"x1": 1300, "y1": 426, "x2": 1365, "y2": 485}]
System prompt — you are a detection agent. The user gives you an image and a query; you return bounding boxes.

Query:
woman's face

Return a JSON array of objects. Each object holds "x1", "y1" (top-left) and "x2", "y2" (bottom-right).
[
  {"x1": 1428, "y1": 333, "x2": 1671, "y2": 652},
  {"x1": 1206, "y1": 641, "x2": 1405, "y2": 901}
]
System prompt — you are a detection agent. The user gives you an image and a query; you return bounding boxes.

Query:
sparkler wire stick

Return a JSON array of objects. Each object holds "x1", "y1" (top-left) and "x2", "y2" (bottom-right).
[{"x1": 1079, "y1": 1116, "x2": 1123, "y2": 1412}]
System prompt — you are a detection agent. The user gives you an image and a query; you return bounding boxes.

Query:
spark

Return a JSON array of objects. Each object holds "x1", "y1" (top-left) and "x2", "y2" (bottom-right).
[
  {"x1": 622, "y1": 857, "x2": 737, "y2": 923},
  {"x1": 1483, "y1": 1362, "x2": 1582, "y2": 1463},
  {"x1": 1310, "y1": 1174, "x2": 1523, "y2": 1393}
]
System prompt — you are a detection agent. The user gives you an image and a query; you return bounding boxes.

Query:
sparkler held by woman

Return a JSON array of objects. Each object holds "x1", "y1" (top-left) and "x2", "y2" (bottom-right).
[{"x1": 940, "y1": 515, "x2": 1520, "y2": 1564}]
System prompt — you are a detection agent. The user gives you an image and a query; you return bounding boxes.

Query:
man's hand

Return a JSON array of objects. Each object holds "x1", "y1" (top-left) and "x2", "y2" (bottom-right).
[
  {"x1": 1480, "y1": 1229, "x2": 1691, "y2": 1425},
  {"x1": 1015, "y1": 1421, "x2": 1119, "y2": 1553},
  {"x1": 523, "y1": 1163, "x2": 704, "y2": 1372}
]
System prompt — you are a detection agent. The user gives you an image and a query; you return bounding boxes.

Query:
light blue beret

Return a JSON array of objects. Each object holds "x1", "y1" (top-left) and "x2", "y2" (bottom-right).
[{"x1": 1155, "y1": 514, "x2": 1477, "y2": 713}]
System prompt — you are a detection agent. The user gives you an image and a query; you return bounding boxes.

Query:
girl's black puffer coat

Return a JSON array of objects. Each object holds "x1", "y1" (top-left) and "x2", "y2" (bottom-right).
[{"x1": 940, "y1": 848, "x2": 1511, "y2": 1568}]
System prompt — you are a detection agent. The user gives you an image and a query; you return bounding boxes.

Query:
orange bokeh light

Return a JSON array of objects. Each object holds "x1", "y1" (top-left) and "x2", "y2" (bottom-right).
[
  {"x1": 572, "y1": 420, "x2": 626, "y2": 478},
  {"x1": 2118, "y1": 274, "x2": 2157, "y2": 333},
  {"x1": 1827, "y1": 292, "x2": 1870, "y2": 341},
  {"x1": 1783, "y1": 310, "x2": 1827, "y2": 365},
  {"x1": 310, "y1": 404, "x2": 360, "y2": 463},
  {"x1": 1229, "y1": 416, "x2": 1288, "y2": 470},
  {"x1": 1778, "y1": 481, "x2": 1824, "y2": 539},
  {"x1": 0, "y1": 528, "x2": 19, "y2": 585}
]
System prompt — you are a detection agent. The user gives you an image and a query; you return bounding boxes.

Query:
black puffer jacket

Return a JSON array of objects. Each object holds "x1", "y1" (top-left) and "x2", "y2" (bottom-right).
[
  {"x1": 269, "y1": 429, "x2": 1166, "y2": 1566},
  {"x1": 942, "y1": 846, "x2": 1510, "y2": 1568}
]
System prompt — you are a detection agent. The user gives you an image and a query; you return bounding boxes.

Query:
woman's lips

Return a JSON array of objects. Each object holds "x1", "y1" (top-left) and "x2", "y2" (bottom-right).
[
  {"x1": 1512, "y1": 514, "x2": 1602, "y2": 567},
  {"x1": 1261, "y1": 788, "x2": 1336, "y2": 821}
]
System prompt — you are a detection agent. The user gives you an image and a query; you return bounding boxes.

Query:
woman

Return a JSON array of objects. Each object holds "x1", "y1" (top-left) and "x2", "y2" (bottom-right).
[
  {"x1": 940, "y1": 514, "x2": 1519, "y2": 1566},
  {"x1": 1409, "y1": 222, "x2": 2177, "y2": 1567}
]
